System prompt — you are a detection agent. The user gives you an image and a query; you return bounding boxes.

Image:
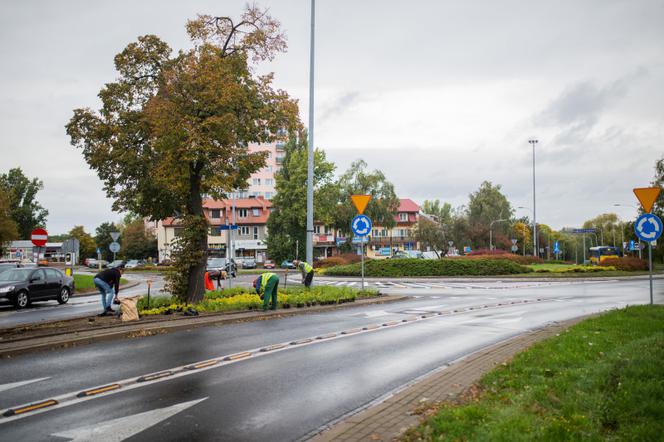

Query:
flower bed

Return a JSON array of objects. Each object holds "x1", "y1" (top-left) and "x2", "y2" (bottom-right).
[{"x1": 138, "y1": 286, "x2": 380, "y2": 316}]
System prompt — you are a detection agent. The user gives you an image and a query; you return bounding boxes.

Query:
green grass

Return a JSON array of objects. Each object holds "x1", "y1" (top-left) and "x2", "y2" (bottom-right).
[
  {"x1": 405, "y1": 305, "x2": 664, "y2": 441},
  {"x1": 74, "y1": 274, "x2": 129, "y2": 291},
  {"x1": 137, "y1": 285, "x2": 380, "y2": 315},
  {"x1": 529, "y1": 263, "x2": 578, "y2": 272}
]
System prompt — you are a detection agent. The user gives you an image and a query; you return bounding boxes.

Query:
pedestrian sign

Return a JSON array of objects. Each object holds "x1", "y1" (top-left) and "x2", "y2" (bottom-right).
[
  {"x1": 352, "y1": 215, "x2": 372, "y2": 237},
  {"x1": 634, "y1": 213, "x2": 663, "y2": 242},
  {"x1": 351, "y1": 195, "x2": 371, "y2": 214},
  {"x1": 633, "y1": 187, "x2": 661, "y2": 213},
  {"x1": 553, "y1": 241, "x2": 560, "y2": 253}
]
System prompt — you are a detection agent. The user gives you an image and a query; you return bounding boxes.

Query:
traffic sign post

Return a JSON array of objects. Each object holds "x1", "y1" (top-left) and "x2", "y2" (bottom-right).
[
  {"x1": 109, "y1": 242, "x2": 121, "y2": 261},
  {"x1": 351, "y1": 213, "x2": 372, "y2": 290},
  {"x1": 31, "y1": 228, "x2": 48, "y2": 266},
  {"x1": 634, "y1": 212, "x2": 662, "y2": 305}
]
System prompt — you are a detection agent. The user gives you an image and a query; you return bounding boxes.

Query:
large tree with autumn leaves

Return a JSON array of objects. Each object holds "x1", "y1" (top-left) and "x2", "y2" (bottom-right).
[{"x1": 66, "y1": 6, "x2": 299, "y2": 302}]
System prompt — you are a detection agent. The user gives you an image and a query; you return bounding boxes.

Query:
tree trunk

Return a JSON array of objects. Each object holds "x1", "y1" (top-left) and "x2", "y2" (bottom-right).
[{"x1": 185, "y1": 171, "x2": 207, "y2": 304}]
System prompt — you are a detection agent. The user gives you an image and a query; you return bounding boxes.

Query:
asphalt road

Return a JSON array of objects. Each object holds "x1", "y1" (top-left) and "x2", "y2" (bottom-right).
[{"x1": 0, "y1": 278, "x2": 662, "y2": 441}]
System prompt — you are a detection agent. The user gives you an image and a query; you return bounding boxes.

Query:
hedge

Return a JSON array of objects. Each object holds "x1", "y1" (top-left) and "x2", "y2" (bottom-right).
[
  {"x1": 599, "y1": 257, "x2": 648, "y2": 271},
  {"x1": 321, "y1": 258, "x2": 531, "y2": 277}
]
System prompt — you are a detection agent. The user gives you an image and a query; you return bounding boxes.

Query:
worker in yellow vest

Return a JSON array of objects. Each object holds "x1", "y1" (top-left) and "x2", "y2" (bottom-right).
[
  {"x1": 253, "y1": 272, "x2": 279, "y2": 311},
  {"x1": 293, "y1": 260, "x2": 314, "y2": 288}
]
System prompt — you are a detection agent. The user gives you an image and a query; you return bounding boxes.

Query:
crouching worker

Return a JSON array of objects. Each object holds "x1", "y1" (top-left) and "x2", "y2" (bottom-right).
[
  {"x1": 253, "y1": 272, "x2": 279, "y2": 311},
  {"x1": 94, "y1": 264, "x2": 124, "y2": 316},
  {"x1": 294, "y1": 260, "x2": 314, "y2": 288}
]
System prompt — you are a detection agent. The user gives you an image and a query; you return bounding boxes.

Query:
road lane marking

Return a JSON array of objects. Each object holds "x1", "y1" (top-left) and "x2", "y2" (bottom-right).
[
  {"x1": 51, "y1": 398, "x2": 208, "y2": 442},
  {"x1": 0, "y1": 377, "x2": 50, "y2": 393},
  {"x1": 0, "y1": 297, "x2": 555, "y2": 423}
]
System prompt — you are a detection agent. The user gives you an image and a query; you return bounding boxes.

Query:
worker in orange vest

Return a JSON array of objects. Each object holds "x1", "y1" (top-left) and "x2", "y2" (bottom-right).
[{"x1": 204, "y1": 271, "x2": 215, "y2": 291}]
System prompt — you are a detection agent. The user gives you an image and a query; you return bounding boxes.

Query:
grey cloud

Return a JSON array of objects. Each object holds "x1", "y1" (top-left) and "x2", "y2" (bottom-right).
[{"x1": 318, "y1": 91, "x2": 362, "y2": 124}]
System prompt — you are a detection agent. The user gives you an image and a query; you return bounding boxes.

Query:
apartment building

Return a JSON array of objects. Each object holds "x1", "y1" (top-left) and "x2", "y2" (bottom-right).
[
  {"x1": 368, "y1": 198, "x2": 421, "y2": 257},
  {"x1": 157, "y1": 197, "x2": 272, "y2": 263},
  {"x1": 238, "y1": 141, "x2": 287, "y2": 200}
]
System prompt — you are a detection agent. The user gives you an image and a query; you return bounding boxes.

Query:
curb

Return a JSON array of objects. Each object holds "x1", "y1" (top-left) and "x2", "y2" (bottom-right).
[{"x1": 0, "y1": 295, "x2": 408, "y2": 358}]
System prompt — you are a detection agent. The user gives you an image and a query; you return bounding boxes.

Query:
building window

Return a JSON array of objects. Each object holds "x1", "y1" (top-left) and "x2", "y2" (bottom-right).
[
  {"x1": 253, "y1": 227, "x2": 259, "y2": 240},
  {"x1": 209, "y1": 227, "x2": 221, "y2": 236},
  {"x1": 399, "y1": 229, "x2": 407, "y2": 237},
  {"x1": 252, "y1": 208, "x2": 260, "y2": 217},
  {"x1": 265, "y1": 178, "x2": 273, "y2": 186},
  {"x1": 240, "y1": 226, "x2": 250, "y2": 236},
  {"x1": 238, "y1": 209, "x2": 248, "y2": 218},
  {"x1": 266, "y1": 152, "x2": 272, "y2": 159},
  {"x1": 252, "y1": 178, "x2": 261, "y2": 186},
  {"x1": 399, "y1": 213, "x2": 408, "y2": 222},
  {"x1": 265, "y1": 192, "x2": 273, "y2": 199},
  {"x1": 210, "y1": 209, "x2": 221, "y2": 219},
  {"x1": 266, "y1": 166, "x2": 273, "y2": 172},
  {"x1": 174, "y1": 228, "x2": 183, "y2": 237}
]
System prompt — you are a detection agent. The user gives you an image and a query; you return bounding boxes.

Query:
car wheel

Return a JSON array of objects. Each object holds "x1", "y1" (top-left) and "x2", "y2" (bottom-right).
[
  {"x1": 57, "y1": 287, "x2": 70, "y2": 304},
  {"x1": 14, "y1": 290, "x2": 30, "y2": 309}
]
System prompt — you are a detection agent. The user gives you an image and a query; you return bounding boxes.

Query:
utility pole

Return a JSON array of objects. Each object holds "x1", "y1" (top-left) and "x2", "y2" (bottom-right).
[{"x1": 305, "y1": 0, "x2": 316, "y2": 266}]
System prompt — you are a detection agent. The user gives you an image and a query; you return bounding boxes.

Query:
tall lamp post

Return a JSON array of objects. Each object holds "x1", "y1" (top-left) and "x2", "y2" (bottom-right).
[
  {"x1": 528, "y1": 139, "x2": 538, "y2": 257},
  {"x1": 489, "y1": 218, "x2": 508, "y2": 251},
  {"x1": 305, "y1": 0, "x2": 316, "y2": 266}
]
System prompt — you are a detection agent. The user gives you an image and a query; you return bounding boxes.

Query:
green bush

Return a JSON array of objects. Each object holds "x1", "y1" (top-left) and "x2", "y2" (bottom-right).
[{"x1": 322, "y1": 258, "x2": 531, "y2": 277}]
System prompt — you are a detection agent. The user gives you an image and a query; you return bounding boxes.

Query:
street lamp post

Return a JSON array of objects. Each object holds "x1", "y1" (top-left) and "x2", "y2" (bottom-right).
[
  {"x1": 528, "y1": 139, "x2": 538, "y2": 257},
  {"x1": 489, "y1": 219, "x2": 508, "y2": 251},
  {"x1": 305, "y1": 0, "x2": 316, "y2": 266}
]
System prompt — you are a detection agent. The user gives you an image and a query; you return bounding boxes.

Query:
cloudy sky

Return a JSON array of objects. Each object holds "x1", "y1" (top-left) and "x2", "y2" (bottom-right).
[{"x1": 1, "y1": 0, "x2": 662, "y2": 235}]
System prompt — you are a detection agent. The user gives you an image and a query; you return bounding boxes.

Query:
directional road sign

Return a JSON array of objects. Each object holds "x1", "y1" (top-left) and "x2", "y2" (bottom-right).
[
  {"x1": 31, "y1": 228, "x2": 48, "y2": 247},
  {"x1": 634, "y1": 213, "x2": 663, "y2": 242},
  {"x1": 219, "y1": 225, "x2": 239, "y2": 230},
  {"x1": 351, "y1": 215, "x2": 372, "y2": 237},
  {"x1": 109, "y1": 242, "x2": 121, "y2": 253},
  {"x1": 351, "y1": 236, "x2": 369, "y2": 244},
  {"x1": 553, "y1": 241, "x2": 560, "y2": 254},
  {"x1": 572, "y1": 228, "x2": 596, "y2": 234}
]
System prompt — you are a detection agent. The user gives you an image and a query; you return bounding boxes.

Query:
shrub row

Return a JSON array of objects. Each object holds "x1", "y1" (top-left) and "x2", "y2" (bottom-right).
[
  {"x1": 315, "y1": 253, "x2": 364, "y2": 268},
  {"x1": 534, "y1": 265, "x2": 617, "y2": 273},
  {"x1": 599, "y1": 257, "x2": 648, "y2": 271},
  {"x1": 322, "y1": 258, "x2": 531, "y2": 277}
]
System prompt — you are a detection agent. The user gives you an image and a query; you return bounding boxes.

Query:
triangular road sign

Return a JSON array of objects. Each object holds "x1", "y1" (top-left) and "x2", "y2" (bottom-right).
[
  {"x1": 633, "y1": 187, "x2": 661, "y2": 213},
  {"x1": 351, "y1": 195, "x2": 371, "y2": 214}
]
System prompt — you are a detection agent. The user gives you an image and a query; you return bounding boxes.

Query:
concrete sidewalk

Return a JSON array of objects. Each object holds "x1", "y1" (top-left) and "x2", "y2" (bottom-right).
[{"x1": 310, "y1": 316, "x2": 588, "y2": 442}]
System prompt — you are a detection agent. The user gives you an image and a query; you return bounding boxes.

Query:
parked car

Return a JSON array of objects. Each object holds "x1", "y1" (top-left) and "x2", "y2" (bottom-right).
[
  {"x1": 280, "y1": 260, "x2": 296, "y2": 269},
  {"x1": 87, "y1": 259, "x2": 109, "y2": 269},
  {"x1": 109, "y1": 260, "x2": 125, "y2": 268},
  {"x1": 125, "y1": 259, "x2": 147, "y2": 269},
  {"x1": 0, "y1": 262, "x2": 21, "y2": 274},
  {"x1": 263, "y1": 259, "x2": 275, "y2": 269},
  {"x1": 241, "y1": 258, "x2": 256, "y2": 269},
  {"x1": 206, "y1": 257, "x2": 237, "y2": 279},
  {"x1": 0, "y1": 267, "x2": 74, "y2": 309}
]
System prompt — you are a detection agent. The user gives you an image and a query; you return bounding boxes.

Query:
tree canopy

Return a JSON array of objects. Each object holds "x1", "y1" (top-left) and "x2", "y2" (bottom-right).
[
  {"x1": 66, "y1": 6, "x2": 300, "y2": 302},
  {"x1": 0, "y1": 168, "x2": 48, "y2": 238},
  {"x1": 266, "y1": 131, "x2": 337, "y2": 262},
  {"x1": 0, "y1": 191, "x2": 19, "y2": 254}
]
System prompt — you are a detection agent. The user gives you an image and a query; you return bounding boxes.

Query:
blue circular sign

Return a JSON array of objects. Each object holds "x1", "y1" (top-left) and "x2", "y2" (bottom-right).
[
  {"x1": 634, "y1": 213, "x2": 663, "y2": 242},
  {"x1": 351, "y1": 214, "x2": 372, "y2": 237}
]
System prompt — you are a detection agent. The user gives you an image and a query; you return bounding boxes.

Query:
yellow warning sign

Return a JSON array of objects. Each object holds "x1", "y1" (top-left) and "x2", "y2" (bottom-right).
[
  {"x1": 633, "y1": 187, "x2": 661, "y2": 213},
  {"x1": 351, "y1": 195, "x2": 371, "y2": 214}
]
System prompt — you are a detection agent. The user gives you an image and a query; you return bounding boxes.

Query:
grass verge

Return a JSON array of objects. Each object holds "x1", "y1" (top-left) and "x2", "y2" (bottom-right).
[
  {"x1": 137, "y1": 285, "x2": 380, "y2": 315},
  {"x1": 73, "y1": 274, "x2": 128, "y2": 291},
  {"x1": 404, "y1": 305, "x2": 664, "y2": 441}
]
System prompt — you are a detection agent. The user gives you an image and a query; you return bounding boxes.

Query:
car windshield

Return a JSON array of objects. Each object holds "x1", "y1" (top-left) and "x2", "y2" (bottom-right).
[
  {"x1": 127, "y1": 260, "x2": 138, "y2": 264},
  {"x1": 207, "y1": 258, "x2": 226, "y2": 267},
  {"x1": 0, "y1": 269, "x2": 31, "y2": 281}
]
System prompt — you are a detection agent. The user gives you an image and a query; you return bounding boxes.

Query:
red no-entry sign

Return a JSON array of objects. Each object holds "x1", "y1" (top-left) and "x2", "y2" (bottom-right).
[{"x1": 31, "y1": 228, "x2": 48, "y2": 247}]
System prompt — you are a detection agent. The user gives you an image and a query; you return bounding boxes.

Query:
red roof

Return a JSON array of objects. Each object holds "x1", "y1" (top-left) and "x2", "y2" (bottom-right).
[{"x1": 398, "y1": 198, "x2": 420, "y2": 213}]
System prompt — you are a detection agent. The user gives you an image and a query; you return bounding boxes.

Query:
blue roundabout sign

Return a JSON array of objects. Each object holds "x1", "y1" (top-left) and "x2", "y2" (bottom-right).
[
  {"x1": 351, "y1": 215, "x2": 372, "y2": 237},
  {"x1": 634, "y1": 213, "x2": 663, "y2": 242}
]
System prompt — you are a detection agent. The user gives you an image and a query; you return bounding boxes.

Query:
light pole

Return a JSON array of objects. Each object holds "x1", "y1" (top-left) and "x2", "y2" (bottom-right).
[
  {"x1": 489, "y1": 219, "x2": 508, "y2": 251},
  {"x1": 528, "y1": 139, "x2": 538, "y2": 257},
  {"x1": 305, "y1": 0, "x2": 316, "y2": 266}
]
